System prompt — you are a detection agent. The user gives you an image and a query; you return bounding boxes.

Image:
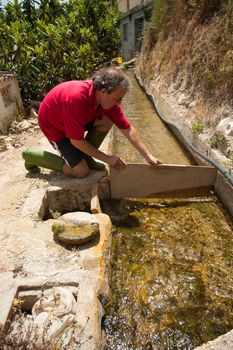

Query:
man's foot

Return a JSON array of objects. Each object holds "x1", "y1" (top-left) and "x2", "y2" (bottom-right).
[
  {"x1": 24, "y1": 161, "x2": 40, "y2": 173},
  {"x1": 22, "y1": 149, "x2": 64, "y2": 173}
]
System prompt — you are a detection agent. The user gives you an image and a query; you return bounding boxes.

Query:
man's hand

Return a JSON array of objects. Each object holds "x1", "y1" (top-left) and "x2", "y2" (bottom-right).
[
  {"x1": 71, "y1": 139, "x2": 127, "y2": 170},
  {"x1": 106, "y1": 155, "x2": 127, "y2": 170},
  {"x1": 146, "y1": 154, "x2": 164, "y2": 165},
  {"x1": 121, "y1": 127, "x2": 164, "y2": 166}
]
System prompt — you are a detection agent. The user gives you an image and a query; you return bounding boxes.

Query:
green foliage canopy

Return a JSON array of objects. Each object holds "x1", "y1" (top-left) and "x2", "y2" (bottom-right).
[{"x1": 0, "y1": 0, "x2": 120, "y2": 100}]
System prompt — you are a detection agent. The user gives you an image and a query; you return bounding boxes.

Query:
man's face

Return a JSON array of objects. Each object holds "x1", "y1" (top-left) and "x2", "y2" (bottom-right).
[{"x1": 100, "y1": 85, "x2": 127, "y2": 110}]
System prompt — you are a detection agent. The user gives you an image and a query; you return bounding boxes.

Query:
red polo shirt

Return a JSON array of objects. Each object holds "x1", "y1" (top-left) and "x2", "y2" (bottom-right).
[{"x1": 38, "y1": 80, "x2": 131, "y2": 142}]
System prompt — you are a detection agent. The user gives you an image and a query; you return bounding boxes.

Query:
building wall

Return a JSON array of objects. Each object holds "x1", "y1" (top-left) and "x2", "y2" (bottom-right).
[
  {"x1": 117, "y1": 0, "x2": 150, "y2": 12},
  {"x1": 117, "y1": 0, "x2": 129, "y2": 12},
  {"x1": 120, "y1": 13, "x2": 143, "y2": 60},
  {"x1": 118, "y1": 1, "x2": 152, "y2": 61},
  {"x1": 129, "y1": 0, "x2": 143, "y2": 8}
]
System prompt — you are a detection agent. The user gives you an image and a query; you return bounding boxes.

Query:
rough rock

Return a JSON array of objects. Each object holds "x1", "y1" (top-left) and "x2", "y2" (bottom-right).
[
  {"x1": 9, "y1": 120, "x2": 32, "y2": 134},
  {"x1": 0, "y1": 136, "x2": 8, "y2": 151},
  {"x1": 52, "y1": 212, "x2": 101, "y2": 246},
  {"x1": 216, "y1": 117, "x2": 233, "y2": 137},
  {"x1": 52, "y1": 221, "x2": 100, "y2": 246},
  {"x1": 194, "y1": 329, "x2": 233, "y2": 350}
]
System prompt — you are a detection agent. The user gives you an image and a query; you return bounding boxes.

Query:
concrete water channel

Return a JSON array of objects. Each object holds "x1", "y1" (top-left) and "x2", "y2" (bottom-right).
[
  {"x1": 0, "y1": 69, "x2": 232, "y2": 349},
  {"x1": 102, "y1": 70, "x2": 233, "y2": 349}
]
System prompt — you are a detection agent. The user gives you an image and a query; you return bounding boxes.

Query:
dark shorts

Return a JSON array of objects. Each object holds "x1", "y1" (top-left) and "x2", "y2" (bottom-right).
[{"x1": 50, "y1": 120, "x2": 95, "y2": 168}]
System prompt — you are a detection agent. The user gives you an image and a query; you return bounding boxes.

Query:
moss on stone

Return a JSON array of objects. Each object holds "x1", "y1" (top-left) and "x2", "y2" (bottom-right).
[
  {"x1": 52, "y1": 222, "x2": 100, "y2": 246},
  {"x1": 103, "y1": 198, "x2": 233, "y2": 348}
]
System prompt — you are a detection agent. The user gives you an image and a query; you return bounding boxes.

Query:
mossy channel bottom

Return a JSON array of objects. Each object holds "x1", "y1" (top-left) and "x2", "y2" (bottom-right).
[{"x1": 102, "y1": 197, "x2": 233, "y2": 350}]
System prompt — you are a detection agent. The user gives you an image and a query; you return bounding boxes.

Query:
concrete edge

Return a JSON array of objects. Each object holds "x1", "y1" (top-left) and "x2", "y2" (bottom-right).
[{"x1": 214, "y1": 172, "x2": 233, "y2": 217}]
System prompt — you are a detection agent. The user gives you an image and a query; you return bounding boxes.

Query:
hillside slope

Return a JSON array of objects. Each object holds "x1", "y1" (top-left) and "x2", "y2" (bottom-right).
[{"x1": 137, "y1": 0, "x2": 233, "y2": 171}]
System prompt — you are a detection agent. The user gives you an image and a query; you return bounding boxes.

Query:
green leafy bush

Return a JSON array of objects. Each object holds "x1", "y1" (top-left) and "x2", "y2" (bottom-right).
[{"x1": 0, "y1": 0, "x2": 120, "y2": 101}]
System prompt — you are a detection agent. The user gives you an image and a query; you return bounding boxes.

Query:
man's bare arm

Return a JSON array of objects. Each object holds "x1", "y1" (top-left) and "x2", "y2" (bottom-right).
[{"x1": 120, "y1": 126, "x2": 164, "y2": 165}]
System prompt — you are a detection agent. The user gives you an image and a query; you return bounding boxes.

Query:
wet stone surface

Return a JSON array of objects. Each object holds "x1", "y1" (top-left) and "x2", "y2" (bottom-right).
[
  {"x1": 52, "y1": 221, "x2": 100, "y2": 246},
  {"x1": 102, "y1": 197, "x2": 233, "y2": 350}
]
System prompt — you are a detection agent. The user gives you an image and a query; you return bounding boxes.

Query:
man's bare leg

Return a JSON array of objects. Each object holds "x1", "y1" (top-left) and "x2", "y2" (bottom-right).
[{"x1": 62, "y1": 158, "x2": 89, "y2": 178}]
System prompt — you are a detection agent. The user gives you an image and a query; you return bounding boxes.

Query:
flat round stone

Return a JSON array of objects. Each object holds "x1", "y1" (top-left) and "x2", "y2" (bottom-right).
[{"x1": 52, "y1": 222, "x2": 99, "y2": 245}]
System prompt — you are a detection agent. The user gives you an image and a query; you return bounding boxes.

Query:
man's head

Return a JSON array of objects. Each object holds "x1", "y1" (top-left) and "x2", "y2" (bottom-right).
[{"x1": 92, "y1": 67, "x2": 129, "y2": 110}]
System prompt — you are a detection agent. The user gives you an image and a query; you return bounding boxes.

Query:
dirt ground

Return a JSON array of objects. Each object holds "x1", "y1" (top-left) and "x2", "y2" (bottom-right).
[{"x1": 0, "y1": 117, "x2": 55, "y2": 223}]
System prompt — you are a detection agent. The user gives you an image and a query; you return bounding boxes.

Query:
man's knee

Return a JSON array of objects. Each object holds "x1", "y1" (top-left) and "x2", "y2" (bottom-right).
[
  {"x1": 72, "y1": 160, "x2": 89, "y2": 178},
  {"x1": 73, "y1": 167, "x2": 89, "y2": 178},
  {"x1": 63, "y1": 160, "x2": 89, "y2": 178}
]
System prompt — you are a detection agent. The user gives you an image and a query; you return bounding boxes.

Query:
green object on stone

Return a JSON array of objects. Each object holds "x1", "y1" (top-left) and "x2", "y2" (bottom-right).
[
  {"x1": 85, "y1": 129, "x2": 108, "y2": 170},
  {"x1": 22, "y1": 149, "x2": 64, "y2": 173}
]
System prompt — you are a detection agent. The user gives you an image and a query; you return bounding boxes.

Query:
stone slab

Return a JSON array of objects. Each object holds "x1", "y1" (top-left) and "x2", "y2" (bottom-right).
[
  {"x1": 110, "y1": 163, "x2": 217, "y2": 198},
  {"x1": 0, "y1": 212, "x2": 111, "y2": 349},
  {"x1": 194, "y1": 329, "x2": 233, "y2": 350},
  {"x1": 91, "y1": 183, "x2": 102, "y2": 214}
]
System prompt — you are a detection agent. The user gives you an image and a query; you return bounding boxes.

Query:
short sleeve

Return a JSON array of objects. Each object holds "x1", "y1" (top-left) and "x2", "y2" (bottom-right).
[{"x1": 106, "y1": 104, "x2": 131, "y2": 129}]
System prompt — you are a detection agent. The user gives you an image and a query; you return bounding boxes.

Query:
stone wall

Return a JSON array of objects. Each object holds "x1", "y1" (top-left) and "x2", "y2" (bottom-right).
[{"x1": 0, "y1": 73, "x2": 23, "y2": 134}]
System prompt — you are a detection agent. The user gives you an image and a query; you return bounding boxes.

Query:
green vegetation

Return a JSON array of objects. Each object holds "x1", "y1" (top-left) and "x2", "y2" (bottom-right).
[
  {"x1": 49, "y1": 209, "x2": 61, "y2": 220},
  {"x1": 228, "y1": 150, "x2": 233, "y2": 161},
  {"x1": 208, "y1": 131, "x2": 226, "y2": 149},
  {"x1": 152, "y1": 0, "x2": 165, "y2": 36},
  {"x1": 0, "y1": 0, "x2": 120, "y2": 101},
  {"x1": 191, "y1": 121, "x2": 205, "y2": 134}
]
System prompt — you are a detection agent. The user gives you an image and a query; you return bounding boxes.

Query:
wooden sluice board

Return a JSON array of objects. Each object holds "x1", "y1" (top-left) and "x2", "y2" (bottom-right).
[{"x1": 110, "y1": 164, "x2": 217, "y2": 199}]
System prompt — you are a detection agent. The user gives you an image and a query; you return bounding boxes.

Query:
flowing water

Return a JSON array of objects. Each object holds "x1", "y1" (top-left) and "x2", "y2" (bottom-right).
[
  {"x1": 112, "y1": 70, "x2": 193, "y2": 165},
  {"x1": 102, "y1": 70, "x2": 233, "y2": 349}
]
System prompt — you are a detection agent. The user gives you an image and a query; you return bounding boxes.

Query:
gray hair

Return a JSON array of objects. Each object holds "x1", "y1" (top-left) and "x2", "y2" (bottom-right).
[{"x1": 92, "y1": 67, "x2": 129, "y2": 93}]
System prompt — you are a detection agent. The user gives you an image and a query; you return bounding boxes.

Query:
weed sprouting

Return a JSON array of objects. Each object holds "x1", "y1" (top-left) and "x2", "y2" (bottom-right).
[
  {"x1": 209, "y1": 132, "x2": 226, "y2": 148},
  {"x1": 191, "y1": 121, "x2": 205, "y2": 134}
]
